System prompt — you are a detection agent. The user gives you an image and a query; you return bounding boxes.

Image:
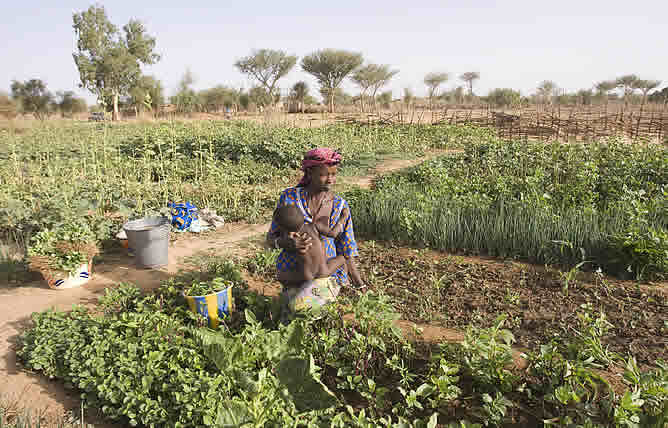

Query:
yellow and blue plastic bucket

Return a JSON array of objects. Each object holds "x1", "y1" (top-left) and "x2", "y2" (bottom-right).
[{"x1": 183, "y1": 286, "x2": 234, "y2": 329}]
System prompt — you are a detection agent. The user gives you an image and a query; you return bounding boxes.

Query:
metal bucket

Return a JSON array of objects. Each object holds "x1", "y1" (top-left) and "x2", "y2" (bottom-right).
[{"x1": 123, "y1": 216, "x2": 170, "y2": 268}]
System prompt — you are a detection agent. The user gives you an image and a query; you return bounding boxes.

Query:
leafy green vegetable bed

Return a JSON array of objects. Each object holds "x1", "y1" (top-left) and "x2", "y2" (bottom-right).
[
  {"x1": 17, "y1": 259, "x2": 667, "y2": 427},
  {"x1": 0, "y1": 121, "x2": 472, "y2": 251},
  {"x1": 347, "y1": 138, "x2": 668, "y2": 278}
]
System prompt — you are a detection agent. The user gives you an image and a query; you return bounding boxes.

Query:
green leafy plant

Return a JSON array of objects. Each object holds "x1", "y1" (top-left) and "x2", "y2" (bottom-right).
[
  {"x1": 619, "y1": 357, "x2": 668, "y2": 427},
  {"x1": 98, "y1": 282, "x2": 142, "y2": 315},
  {"x1": 15, "y1": 279, "x2": 668, "y2": 427},
  {"x1": 26, "y1": 219, "x2": 98, "y2": 276},
  {"x1": 185, "y1": 277, "x2": 234, "y2": 297},
  {"x1": 457, "y1": 314, "x2": 517, "y2": 393},
  {"x1": 244, "y1": 248, "x2": 280, "y2": 277}
]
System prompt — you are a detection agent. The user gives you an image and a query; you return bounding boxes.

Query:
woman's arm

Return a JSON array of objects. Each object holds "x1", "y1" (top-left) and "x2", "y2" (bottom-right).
[
  {"x1": 332, "y1": 200, "x2": 365, "y2": 288},
  {"x1": 345, "y1": 257, "x2": 365, "y2": 288}
]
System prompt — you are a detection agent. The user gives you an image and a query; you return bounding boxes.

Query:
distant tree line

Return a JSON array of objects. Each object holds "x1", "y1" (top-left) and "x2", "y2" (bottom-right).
[
  {"x1": 0, "y1": 79, "x2": 88, "y2": 120},
  {"x1": 3, "y1": 4, "x2": 665, "y2": 120}
]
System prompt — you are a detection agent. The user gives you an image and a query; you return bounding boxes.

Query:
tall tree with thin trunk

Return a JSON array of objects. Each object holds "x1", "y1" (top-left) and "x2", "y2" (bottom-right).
[
  {"x1": 170, "y1": 69, "x2": 198, "y2": 114},
  {"x1": 72, "y1": 5, "x2": 160, "y2": 121},
  {"x1": 635, "y1": 79, "x2": 661, "y2": 110},
  {"x1": 452, "y1": 86, "x2": 465, "y2": 104},
  {"x1": 595, "y1": 80, "x2": 616, "y2": 107},
  {"x1": 234, "y1": 49, "x2": 297, "y2": 108},
  {"x1": 616, "y1": 74, "x2": 639, "y2": 109},
  {"x1": 369, "y1": 65, "x2": 398, "y2": 112},
  {"x1": 291, "y1": 81, "x2": 309, "y2": 113},
  {"x1": 403, "y1": 88, "x2": 414, "y2": 109},
  {"x1": 351, "y1": 64, "x2": 376, "y2": 113},
  {"x1": 459, "y1": 72, "x2": 480, "y2": 97},
  {"x1": 353, "y1": 64, "x2": 399, "y2": 112},
  {"x1": 301, "y1": 49, "x2": 363, "y2": 113},
  {"x1": 576, "y1": 89, "x2": 593, "y2": 106},
  {"x1": 424, "y1": 72, "x2": 449, "y2": 110}
]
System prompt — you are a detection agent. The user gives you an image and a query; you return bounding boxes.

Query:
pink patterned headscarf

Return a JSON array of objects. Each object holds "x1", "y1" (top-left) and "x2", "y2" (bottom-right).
[{"x1": 297, "y1": 148, "x2": 342, "y2": 187}]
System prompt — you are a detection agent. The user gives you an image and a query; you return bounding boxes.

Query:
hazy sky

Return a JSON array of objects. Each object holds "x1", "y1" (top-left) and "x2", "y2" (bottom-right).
[{"x1": 2, "y1": 0, "x2": 665, "y2": 103}]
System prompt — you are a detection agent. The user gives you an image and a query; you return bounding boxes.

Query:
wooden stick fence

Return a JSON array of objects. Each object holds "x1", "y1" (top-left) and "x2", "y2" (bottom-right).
[{"x1": 352, "y1": 105, "x2": 667, "y2": 143}]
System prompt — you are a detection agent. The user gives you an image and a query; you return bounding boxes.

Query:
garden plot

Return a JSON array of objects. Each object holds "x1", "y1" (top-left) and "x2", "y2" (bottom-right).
[
  {"x1": 2, "y1": 121, "x2": 667, "y2": 427},
  {"x1": 351, "y1": 241, "x2": 667, "y2": 365}
]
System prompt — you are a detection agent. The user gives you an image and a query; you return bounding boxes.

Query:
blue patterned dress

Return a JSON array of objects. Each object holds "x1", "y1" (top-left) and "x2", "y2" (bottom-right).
[{"x1": 269, "y1": 187, "x2": 359, "y2": 286}]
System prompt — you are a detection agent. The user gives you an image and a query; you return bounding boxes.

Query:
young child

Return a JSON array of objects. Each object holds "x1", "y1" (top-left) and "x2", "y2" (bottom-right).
[{"x1": 273, "y1": 204, "x2": 348, "y2": 285}]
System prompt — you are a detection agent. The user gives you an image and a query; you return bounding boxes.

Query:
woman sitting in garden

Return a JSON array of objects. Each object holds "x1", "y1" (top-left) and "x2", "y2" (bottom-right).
[{"x1": 266, "y1": 148, "x2": 365, "y2": 313}]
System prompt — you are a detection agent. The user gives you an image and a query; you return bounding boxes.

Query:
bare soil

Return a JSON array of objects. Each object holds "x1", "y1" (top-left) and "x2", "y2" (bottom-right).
[{"x1": 349, "y1": 242, "x2": 667, "y2": 365}]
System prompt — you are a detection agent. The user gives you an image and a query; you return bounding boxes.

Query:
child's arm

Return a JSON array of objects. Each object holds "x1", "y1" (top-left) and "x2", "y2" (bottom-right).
[
  {"x1": 314, "y1": 207, "x2": 349, "y2": 238},
  {"x1": 317, "y1": 254, "x2": 346, "y2": 277}
]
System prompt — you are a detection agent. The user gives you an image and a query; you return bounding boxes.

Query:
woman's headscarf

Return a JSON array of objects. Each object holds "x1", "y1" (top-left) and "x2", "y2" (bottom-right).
[{"x1": 297, "y1": 148, "x2": 342, "y2": 187}]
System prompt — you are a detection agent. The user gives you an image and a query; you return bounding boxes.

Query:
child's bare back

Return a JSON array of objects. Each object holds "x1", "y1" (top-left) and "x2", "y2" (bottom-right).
[{"x1": 274, "y1": 205, "x2": 348, "y2": 285}]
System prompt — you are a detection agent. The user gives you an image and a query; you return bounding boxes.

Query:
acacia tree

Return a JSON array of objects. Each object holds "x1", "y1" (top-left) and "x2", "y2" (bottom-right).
[
  {"x1": 10, "y1": 79, "x2": 53, "y2": 120},
  {"x1": 319, "y1": 87, "x2": 353, "y2": 108},
  {"x1": 459, "y1": 72, "x2": 480, "y2": 97},
  {"x1": 290, "y1": 81, "x2": 309, "y2": 113},
  {"x1": 635, "y1": 79, "x2": 661, "y2": 110},
  {"x1": 616, "y1": 74, "x2": 639, "y2": 109},
  {"x1": 170, "y1": 69, "x2": 198, "y2": 114},
  {"x1": 369, "y1": 65, "x2": 398, "y2": 112},
  {"x1": 351, "y1": 65, "x2": 376, "y2": 113},
  {"x1": 452, "y1": 86, "x2": 465, "y2": 104},
  {"x1": 55, "y1": 91, "x2": 87, "y2": 117},
  {"x1": 72, "y1": 5, "x2": 160, "y2": 121},
  {"x1": 648, "y1": 87, "x2": 668, "y2": 106},
  {"x1": 576, "y1": 89, "x2": 593, "y2": 106},
  {"x1": 424, "y1": 72, "x2": 449, "y2": 110},
  {"x1": 351, "y1": 64, "x2": 398, "y2": 112},
  {"x1": 537, "y1": 80, "x2": 557, "y2": 106},
  {"x1": 248, "y1": 86, "x2": 273, "y2": 110},
  {"x1": 128, "y1": 75, "x2": 164, "y2": 116},
  {"x1": 487, "y1": 88, "x2": 521, "y2": 108},
  {"x1": 594, "y1": 80, "x2": 616, "y2": 107},
  {"x1": 234, "y1": 49, "x2": 296, "y2": 108},
  {"x1": 199, "y1": 86, "x2": 239, "y2": 113},
  {"x1": 301, "y1": 49, "x2": 363, "y2": 113}
]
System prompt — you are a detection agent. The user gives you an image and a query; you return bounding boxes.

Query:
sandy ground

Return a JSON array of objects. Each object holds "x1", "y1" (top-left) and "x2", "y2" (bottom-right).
[{"x1": 0, "y1": 151, "x2": 467, "y2": 426}]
